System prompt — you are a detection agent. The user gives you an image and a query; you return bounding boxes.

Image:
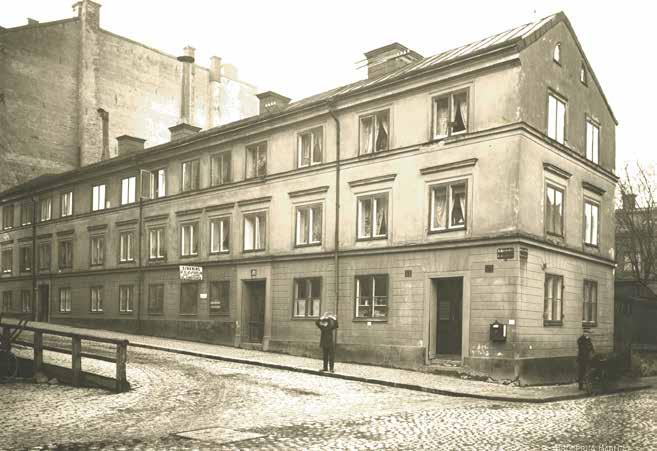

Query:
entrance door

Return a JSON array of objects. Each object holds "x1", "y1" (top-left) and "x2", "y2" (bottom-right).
[
  {"x1": 435, "y1": 277, "x2": 463, "y2": 356},
  {"x1": 245, "y1": 281, "x2": 266, "y2": 343},
  {"x1": 38, "y1": 285, "x2": 49, "y2": 322}
]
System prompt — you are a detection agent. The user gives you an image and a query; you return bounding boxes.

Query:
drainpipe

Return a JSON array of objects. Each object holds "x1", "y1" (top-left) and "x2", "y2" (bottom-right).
[
  {"x1": 328, "y1": 103, "x2": 340, "y2": 341},
  {"x1": 31, "y1": 193, "x2": 37, "y2": 321},
  {"x1": 137, "y1": 187, "x2": 144, "y2": 335}
]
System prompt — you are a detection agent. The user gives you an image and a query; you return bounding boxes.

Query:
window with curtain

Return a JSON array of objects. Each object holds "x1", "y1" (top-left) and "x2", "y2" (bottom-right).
[
  {"x1": 92, "y1": 184, "x2": 106, "y2": 211},
  {"x1": 547, "y1": 93, "x2": 566, "y2": 144},
  {"x1": 2, "y1": 205, "x2": 13, "y2": 230},
  {"x1": 2, "y1": 291, "x2": 12, "y2": 312},
  {"x1": 586, "y1": 119, "x2": 600, "y2": 164},
  {"x1": 148, "y1": 284, "x2": 164, "y2": 314},
  {"x1": 58, "y1": 240, "x2": 73, "y2": 269},
  {"x1": 59, "y1": 287, "x2": 71, "y2": 313},
  {"x1": 355, "y1": 275, "x2": 388, "y2": 319},
  {"x1": 38, "y1": 242, "x2": 51, "y2": 271},
  {"x1": 149, "y1": 228, "x2": 165, "y2": 259},
  {"x1": 210, "y1": 281, "x2": 230, "y2": 315},
  {"x1": 121, "y1": 176, "x2": 136, "y2": 205},
  {"x1": 211, "y1": 152, "x2": 232, "y2": 186},
  {"x1": 544, "y1": 274, "x2": 563, "y2": 324},
  {"x1": 357, "y1": 194, "x2": 388, "y2": 240},
  {"x1": 61, "y1": 191, "x2": 73, "y2": 217},
  {"x1": 21, "y1": 201, "x2": 34, "y2": 226},
  {"x1": 246, "y1": 142, "x2": 267, "y2": 178},
  {"x1": 297, "y1": 127, "x2": 323, "y2": 167},
  {"x1": 433, "y1": 90, "x2": 469, "y2": 139},
  {"x1": 430, "y1": 181, "x2": 467, "y2": 231},
  {"x1": 210, "y1": 217, "x2": 230, "y2": 253},
  {"x1": 21, "y1": 290, "x2": 31, "y2": 313},
  {"x1": 39, "y1": 198, "x2": 52, "y2": 222},
  {"x1": 181, "y1": 159, "x2": 200, "y2": 192},
  {"x1": 583, "y1": 280, "x2": 598, "y2": 324},
  {"x1": 181, "y1": 223, "x2": 198, "y2": 256},
  {"x1": 90, "y1": 236, "x2": 105, "y2": 266},
  {"x1": 19, "y1": 246, "x2": 31, "y2": 272},
  {"x1": 119, "y1": 285, "x2": 133, "y2": 313},
  {"x1": 584, "y1": 200, "x2": 599, "y2": 246},
  {"x1": 90, "y1": 286, "x2": 103, "y2": 312},
  {"x1": 293, "y1": 278, "x2": 321, "y2": 318},
  {"x1": 296, "y1": 204, "x2": 322, "y2": 246},
  {"x1": 244, "y1": 212, "x2": 266, "y2": 251},
  {"x1": 1, "y1": 249, "x2": 12, "y2": 274},
  {"x1": 545, "y1": 185, "x2": 564, "y2": 236},
  {"x1": 359, "y1": 110, "x2": 389, "y2": 154},
  {"x1": 119, "y1": 231, "x2": 135, "y2": 262},
  {"x1": 180, "y1": 283, "x2": 198, "y2": 315},
  {"x1": 151, "y1": 168, "x2": 167, "y2": 198}
]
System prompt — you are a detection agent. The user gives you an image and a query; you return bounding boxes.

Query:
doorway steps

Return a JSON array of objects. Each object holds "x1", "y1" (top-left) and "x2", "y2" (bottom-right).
[
  {"x1": 424, "y1": 357, "x2": 466, "y2": 377},
  {"x1": 240, "y1": 342, "x2": 263, "y2": 351}
]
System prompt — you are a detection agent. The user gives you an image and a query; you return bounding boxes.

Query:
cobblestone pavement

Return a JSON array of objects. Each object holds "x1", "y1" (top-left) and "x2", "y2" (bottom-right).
[{"x1": 1, "y1": 340, "x2": 656, "y2": 451}]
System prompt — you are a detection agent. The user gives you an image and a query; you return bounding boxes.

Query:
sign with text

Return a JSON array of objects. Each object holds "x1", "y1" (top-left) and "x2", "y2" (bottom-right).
[{"x1": 179, "y1": 265, "x2": 203, "y2": 281}]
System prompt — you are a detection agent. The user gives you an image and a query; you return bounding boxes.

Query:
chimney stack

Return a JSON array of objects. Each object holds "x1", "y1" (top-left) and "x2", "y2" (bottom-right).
[
  {"x1": 363, "y1": 43, "x2": 422, "y2": 79},
  {"x1": 169, "y1": 123, "x2": 201, "y2": 141},
  {"x1": 256, "y1": 91, "x2": 291, "y2": 115},
  {"x1": 209, "y1": 56, "x2": 222, "y2": 83},
  {"x1": 622, "y1": 193, "x2": 637, "y2": 210},
  {"x1": 177, "y1": 46, "x2": 195, "y2": 125},
  {"x1": 27, "y1": 18, "x2": 39, "y2": 25},
  {"x1": 116, "y1": 135, "x2": 145, "y2": 156},
  {"x1": 72, "y1": 0, "x2": 101, "y2": 28}
]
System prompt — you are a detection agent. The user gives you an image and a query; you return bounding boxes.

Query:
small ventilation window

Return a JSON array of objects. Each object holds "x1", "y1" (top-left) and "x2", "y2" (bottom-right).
[
  {"x1": 553, "y1": 43, "x2": 561, "y2": 64},
  {"x1": 580, "y1": 64, "x2": 588, "y2": 85}
]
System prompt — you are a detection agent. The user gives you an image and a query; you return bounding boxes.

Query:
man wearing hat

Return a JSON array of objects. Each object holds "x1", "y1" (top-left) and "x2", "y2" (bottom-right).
[{"x1": 316, "y1": 312, "x2": 338, "y2": 373}]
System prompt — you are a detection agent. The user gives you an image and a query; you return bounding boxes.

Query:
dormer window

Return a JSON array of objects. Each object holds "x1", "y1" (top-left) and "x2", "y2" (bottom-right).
[{"x1": 553, "y1": 43, "x2": 561, "y2": 64}]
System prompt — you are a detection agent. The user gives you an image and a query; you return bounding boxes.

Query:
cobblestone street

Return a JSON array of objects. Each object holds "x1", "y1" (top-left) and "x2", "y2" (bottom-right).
[{"x1": 1, "y1": 342, "x2": 656, "y2": 450}]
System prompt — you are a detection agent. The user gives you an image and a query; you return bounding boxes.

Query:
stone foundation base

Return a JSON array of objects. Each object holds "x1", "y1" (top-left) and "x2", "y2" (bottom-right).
[{"x1": 465, "y1": 356, "x2": 577, "y2": 385}]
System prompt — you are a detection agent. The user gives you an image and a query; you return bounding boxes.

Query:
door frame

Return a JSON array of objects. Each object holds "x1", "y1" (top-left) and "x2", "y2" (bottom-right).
[{"x1": 241, "y1": 278, "x2": 267, "y2": 344}]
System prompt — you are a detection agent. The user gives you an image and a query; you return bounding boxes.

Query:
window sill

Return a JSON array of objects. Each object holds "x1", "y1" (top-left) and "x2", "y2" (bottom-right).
[
  {"x1": 294, "y1": 242, "x2": 322, "y2": 249},
  {"x1": 353, "y1": 318, "x2": 388, "y2": 323},
  {"x1": 291, "y1": 316, "x2": 320, "y2": 321},
  {"x1": 58, "y1": 311, "x2": 71, "y2": 314},
  {"x1": 543, "y1": 320, "x2": 563, "y2": 327},
  {"x1": 429, "y1": 226, "x2": 466, "y2": 235},
  {"x1": 180, "y1": 254, "x2": 200, "y2": 258},
  {"x1": 583, "y1": 243, "x2": 599, "y2": 250},
  {"x1": 58, "y1": 267, "x2": 73, "y2": 272},
  {"x1": 179, "y1": 313, "x2": 198, "y2": 316},
  {"x1": 119, "y1": 311, "x2": 134, "y2": 315},
  {"x1": 356, "y1": 236, "x2": 387, "y2": 242},
  {"x1": 118, "y1": 260, "x2": 136, "y2": 264},
  {"x1": 90, "y1": 263, "x2": 104, "y2": 268},
  {"x1": 209, "y1": 251, "x2": 230, "y2": 256},
  {"x1": 148, "y1": 257, "x2": 167, "y2": 262},
  {"x1": 582, "y1": 321, "x2": 597, "y2": 328},
  {"x1": 243, "y1": 248, "x2": 266, "y2": 253},
  {"x1": 90, "y1": 311, "x2": 104, "y2": 314}
]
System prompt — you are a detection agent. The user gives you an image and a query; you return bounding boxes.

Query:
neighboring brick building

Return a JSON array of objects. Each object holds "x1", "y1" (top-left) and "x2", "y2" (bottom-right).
[
  {"x1": 0, "y1": 12, "x2": 617, "y2": 384},
  {"x1": 0, "y1": 0, "x2": 258, "y2": 192}
]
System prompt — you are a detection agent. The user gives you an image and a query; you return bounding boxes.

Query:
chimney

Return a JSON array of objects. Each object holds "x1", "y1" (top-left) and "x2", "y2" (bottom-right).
[
  {"x1": 177, "y1": 46, "x2": 195, "y2": 125},
  {"x1": 209, "y1": 56, "x2": 222, "y2": 83},
  {"x1": 622, "y1": 193, "x2": 637, "y2": 210},
  {"x1": 116, "y1": 135, "x2": 146, "y2": 156},
  {"x1": 27, "y1": 18, "x2": 39, "y2": 25},
  {"x1": 256, "y1": 91, "x2": 291, "y2": 115},
  {"x1": 169, "y1": 123, "x2": 201, "y2": 141},
  {"x1": 363, "y1": 43, "x2": 423, "y2": 79},
  {"x1": 72, "y1": 0, "x2": 101, "y2": 29}
]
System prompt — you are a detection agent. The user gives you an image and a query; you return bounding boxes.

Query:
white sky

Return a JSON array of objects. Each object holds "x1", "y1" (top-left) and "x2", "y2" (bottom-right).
[{"x1": 2, "y1": 0, "x2": 654, "y2": 170}]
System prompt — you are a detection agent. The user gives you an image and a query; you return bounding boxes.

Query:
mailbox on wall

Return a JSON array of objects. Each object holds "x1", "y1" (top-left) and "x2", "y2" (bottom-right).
[{"x1": 490, "y1": 320, "x2": 507, "y2": 342}]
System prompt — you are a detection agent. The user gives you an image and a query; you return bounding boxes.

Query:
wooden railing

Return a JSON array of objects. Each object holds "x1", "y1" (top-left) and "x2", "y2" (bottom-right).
[{"x1": 0, "y1": 321, "x2": 129, "y2": 393}]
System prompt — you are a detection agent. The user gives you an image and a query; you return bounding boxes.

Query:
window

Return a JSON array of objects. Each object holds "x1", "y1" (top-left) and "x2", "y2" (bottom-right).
[
  {"x1": 357, "y1": 194, "x2": 388, "y2": 240},
  {"x1": 59, "y1": 287, "x2": 71, "y2": 313},
  {"x1": 180, "y1": 283, "x2": 198, "y2": 315},
  {"x1": 547, "y1": 93, "x2": 566, "y2": 144},
  {"x1": 2, "y1": 205, "x2": 14, "y2": 230},
  {"x1": 3, "y1": 291, "x2": 12, "y2": 312},
  {"x1": 119, "y1": 231, "x2": 135, "y2": 262},
  {"x1": 355, "y1": 275, "x2": 388, "y2": 319},
  {"x1": 148, "y1": 284, "x2": 164, "y2": 314},
  {"x1": 119, "y1": 286, "x2": 134, "y2": 313},
  {"x1": 90, "y1": 286, "x2": 103, "y2": 312},
  {"x1": 121, "y1": 176, "x2": 136, "y2": 205},
  {"x1": 21, "y1": 290, "x2": 31, "y2": 313},
  {"x1": 209, "y1": 281, "x2": 230, "y2": 315},
  {"x1": 211, "y1": 152, "x2": 231, "y2": 186},
  {"x1": 58, "y1": 240, "x2": 73, "y2": 269},
  {"x1": 583, "y1": 280, "x2": 598, "y2": 325},
  {"x1": 585, "y1": 119, "x2": 600, "y2": 164},
  {"x1": 246, "y1": 142, "x2": 267, "y2": 178},
  {"x1": 21, "y1": 201, "x2": 33, "y2": 226},
  {"x1": 244, "y1": 212, "x2": 266, "y2": 251},
  {"x1": 38, "y1": 242, "x2": 51, "y2": 271},
  {"x1": 584, "y1": 200, "x2": 599, "y2": 246},
  {"x1": 545, "y1": 185, "x2": 564, "y2": 236},
  {"x1": 39, "y1": 198, "x2": 52, "y2": 222},
  {"x1": 1, "y1": 249, "x2": 12, "y2": 274},
  {"x1": 90, "y1": 235, "x2": 105, "y2": 266},
  {"x1": 430, "y1": 181, "x2": 467, "y2": 231},
  {"x1": 553, "y1": 43, "x2": 561, "y2": 63},
  {"x1": 149, "y1": 228, "x2": 165, "y2": 259},
  {"x1": 544, "y1": 274, "x2": 563, "y2": 324},
  {"x1": 152, "y1": 168, "x2": 166, "y2": 198},
  {"x1": 580, "y1": 64, "x2": 588, "y2": 85},
  {"x1": 360, "y1": 110, "x2": 389, "y2": 154},
  {"x1": 210, "y1": 218, "x2": 230, "y2": 253},
  {"x1": 19, "y1": 247, "x2": 31, "y2": 273},
  {"x1": 181, "y1": 159, "x2": 200, "y2": 192},
  {"x1": 181, "y1": 223, "x2": 198, "y2": 256},
  {"x1": 92, "y1": 184, "x2": 107, "y2": 211},
  {"x1": 293, "y1": 278, "x2": 321, "y2": 318},
  {"x1": 298, "y1": 127, "x2": 323, "y2": 167},
  {"x1": 296, "y1": 205, "x2": 322, "y2": 246},
  {"x1": 433, "y1": 90, "x2": 468, "y2": 139},
  {"x1": 61, "y1": 191, "x2": 73, "y2": 217}
]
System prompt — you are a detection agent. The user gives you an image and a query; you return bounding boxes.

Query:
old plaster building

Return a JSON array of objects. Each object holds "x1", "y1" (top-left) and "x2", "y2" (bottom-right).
[
  {"x1": 0, "y1": 0, "x2": 258, "y2": 192},
  {"x1": 0, "y1": 12, "x2": 617, "y2": 384}
]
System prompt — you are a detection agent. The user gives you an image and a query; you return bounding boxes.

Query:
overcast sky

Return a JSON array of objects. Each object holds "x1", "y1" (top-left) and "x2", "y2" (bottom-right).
[{"x1": 3, "y1": 1, "x2": 653, "y2": 170}]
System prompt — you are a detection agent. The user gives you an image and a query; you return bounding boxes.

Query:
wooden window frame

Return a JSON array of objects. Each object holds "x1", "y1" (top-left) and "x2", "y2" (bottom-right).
[
  {"x1": 428, "y1": 180, "x2": 468, "y2": 233},
  {"x1": 209, "y1": 280, "x2": 230, "y2": 316},
  {"x1": 545, "y1": 184, "x2": 565, "y2": 238},
  {"x1": 354, "y1": 274, "x2": 389, "y2": 321},
  {"x1": 89, "y1": 235, "x2": 105, "y2": 267},
  {"x1": 148, "y1": 283, "x2": 165, "y2": 315},
  {"x1": 58, "y1": 240, "x2": 73, "y2": 270},
  {"x1": 2, "y1": 205, "x2": 13, "y2": 230},
  {"x1": 21, "y1": 201, "x2": 33, "y2": 226},
  {"x1": 19, "y1": 246, "x2": 32, "y2": 273},
  {"x1": 210, "y1": 151, "x2": 232, "y2": 186},
  {"x1": 118, "y1": 230, "x2": 135, "y2": 263},
  {"x1": 245, "y1": 142, "x2": 267, "y2": 179},
  {"x1": 39, "y1": 197, "x2": 52, "y2": 222},
  {"x1": 292, "y1": 277, "x2": 322, "y2": 319},
  {"x1": 356, "y1": 193, "x2": 389, "y2": 241},
  {"x1": 90, "y1": 286, "x2": 103, "y2": 313},
  {"x1": 1, "y1": 248, "x2": 12, "y2": 274},
  {"x1": 92, "y1": 183, "x2": 107, "y2": 211},
  {"x1": 297, "y1": 126, "x2": 324, "y2": 168},
  {"x1": 59, "y1": 287, "x2": 71, "y2": 313},
  {"x1": 295, "y1": 204, "x2": 322, "y2": 247},
  {"x1": 585, "y1": 117, "x2": 600, "y2": 165},
  {"x1": 582, "y1": 279, "x2": 598, "y2": 326},
  {"x1": 547, "y1": 91, "x2": 567, "y2": 144},
  {"x1": 21, "y1": 289, "x2": 31, "y2": 313},
  {"x1": 583, "y1": 199, "x2": 600, "y2": 248},
  {"x1": 180, "y1": 282, "x2": 199, "y2": 316},
  {"x1": 180, "y1": 222, "x2": 199, "y2": 257},
  {"x1": 38, "y1": 241, "x2": 51, "y2": 272},
  {"x1": 431, "y1": 89, "x2": 469, "y2": 140},
  {"x1": 119, "y1": 285, "x2": 134, "y2": 313},
  {"x1": 210, "y1": 217, "x2": 230, "y2": 254},
  {"x1": 243, "y1": 211, "x2": 267, "y2": 252},
  {"x1": 544, "y1": 274, "x2": 564, "y2": 325},
  {"x1": 358, "y1": 109, "x2": 390, "y2": 155},
  {"x1": 181, "y1": 159, "x2": 200, "y2": 192},
  {"x1": 121, "y1": 176, "x2": 137, "y2": 206},
  {"x1": 60, "y1": 191, "x2": 73, "y2": 217}
]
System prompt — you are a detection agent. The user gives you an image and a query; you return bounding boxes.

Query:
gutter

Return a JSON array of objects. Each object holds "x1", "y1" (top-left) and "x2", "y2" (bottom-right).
[{"x1": 328, "y1": 103, "x2": 341, "y2": 340}]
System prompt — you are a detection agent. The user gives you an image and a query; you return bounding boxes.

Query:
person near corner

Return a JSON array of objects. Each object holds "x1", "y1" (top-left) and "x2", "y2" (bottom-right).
[{"x1": 316, "y1": 312, "x2": 338, "y2": 373}]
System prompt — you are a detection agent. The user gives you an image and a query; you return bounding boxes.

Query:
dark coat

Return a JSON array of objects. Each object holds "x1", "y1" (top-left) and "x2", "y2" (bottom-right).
[
  {"x1": 577, "y1": 335, "x2": 594, "y2": 362},
  {"x1": 316, "y1": 317, "x2": 338, "y2": 348}
]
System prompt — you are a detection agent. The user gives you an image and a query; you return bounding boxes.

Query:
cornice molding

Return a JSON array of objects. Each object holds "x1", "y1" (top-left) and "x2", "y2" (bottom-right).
[
  {"x1": 420, "y1": 158, "x2": 478, "y2": 175},
  {"x1": 348, "y1": 174, "x2": 397, "y2": 188},
  {"x1": 288, "y1": 186, "x2": 330, "y2": 198}
]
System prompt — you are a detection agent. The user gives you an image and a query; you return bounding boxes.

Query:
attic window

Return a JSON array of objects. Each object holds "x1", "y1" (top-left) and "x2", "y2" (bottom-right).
[
  {"x1": 580, "y1": 64, "x2": 588, "y2": 85},
  {"x1": 553, "y1": 43, "x2": 561, "y2": 64}
]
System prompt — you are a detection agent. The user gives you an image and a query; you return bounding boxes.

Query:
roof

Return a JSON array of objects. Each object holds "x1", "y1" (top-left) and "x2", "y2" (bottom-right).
[{"x1": 0, "y1": 11, "x2": 616, "y2": 200}]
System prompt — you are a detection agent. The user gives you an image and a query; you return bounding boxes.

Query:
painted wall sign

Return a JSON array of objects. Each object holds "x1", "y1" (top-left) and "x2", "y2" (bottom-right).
[{"x1": 180, "y1": 265, "x2": 203, "y2": 280}]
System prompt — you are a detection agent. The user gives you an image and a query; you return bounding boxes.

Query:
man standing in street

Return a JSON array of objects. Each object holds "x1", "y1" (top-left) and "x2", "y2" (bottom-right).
[{"x1": 316, "y1": 312, "x2": 338, "y2": 373}]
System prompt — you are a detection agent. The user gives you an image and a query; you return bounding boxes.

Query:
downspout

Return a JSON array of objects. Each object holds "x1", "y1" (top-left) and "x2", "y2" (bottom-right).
[
  {"x1": 136, "y1": 158, "x2": 144, "y2": 335},
  {"x1": 31, "y1": 193, "x2": 37, "y2": 321},
  {"x1": 328, "y1": 103, "x2": 340, "y2": 341}
]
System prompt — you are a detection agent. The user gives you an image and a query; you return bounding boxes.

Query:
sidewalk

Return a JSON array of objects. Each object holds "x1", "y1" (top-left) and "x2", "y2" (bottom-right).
[{"x1": 3, "y1": 319, "x2": 653, "y2": 403}]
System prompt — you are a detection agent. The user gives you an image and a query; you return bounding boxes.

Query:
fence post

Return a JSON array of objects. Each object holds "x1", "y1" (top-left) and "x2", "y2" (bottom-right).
[
  {"x1": 115, "y1": 341, "x2": 127, "y2": 393},
  {"x1": 71, "y1": 336, "x2": 81, "y2": 387},
  {"x1": 33, "y1": 331, "x2": 43, "y2": 373}
]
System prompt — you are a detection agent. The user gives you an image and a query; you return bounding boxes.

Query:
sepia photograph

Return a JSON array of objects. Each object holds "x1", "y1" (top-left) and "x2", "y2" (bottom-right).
[{"x1": 0, "y1": 0, "x2": 655, "y2": 449}]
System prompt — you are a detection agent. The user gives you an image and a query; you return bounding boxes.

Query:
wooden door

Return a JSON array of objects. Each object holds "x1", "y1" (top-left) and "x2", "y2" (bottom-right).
[{"x1": 436, "y1": 278, "x2": 463, "y2": 355}]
